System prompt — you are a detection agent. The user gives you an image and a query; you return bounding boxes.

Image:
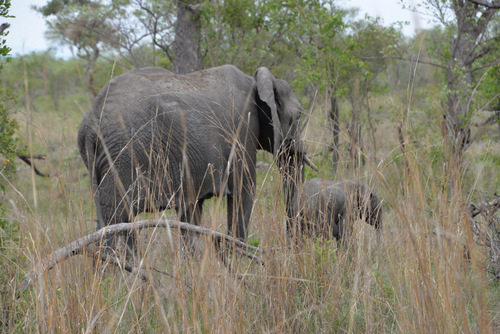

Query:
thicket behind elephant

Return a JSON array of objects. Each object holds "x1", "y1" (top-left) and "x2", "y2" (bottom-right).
[
  {"x1": 78, "y1": 64, "x2": 314, "y2": 250},
  {"x1": 289, "y1": 178, "x2": 382, "y2": 241}
]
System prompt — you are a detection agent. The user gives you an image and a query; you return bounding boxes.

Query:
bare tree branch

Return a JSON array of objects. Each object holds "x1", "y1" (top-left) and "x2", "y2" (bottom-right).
[
  {"x1": 20, "y1": 219, "x2": 264, "y2": 294},
  {"x1": 136, "y1": 0, "x2": 174, "y2": 63}
]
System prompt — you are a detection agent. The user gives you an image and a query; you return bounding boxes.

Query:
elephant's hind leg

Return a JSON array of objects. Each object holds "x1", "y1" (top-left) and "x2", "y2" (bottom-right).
[{"x1": 97, "y1": 179, "x2": 137, "y2": 257}]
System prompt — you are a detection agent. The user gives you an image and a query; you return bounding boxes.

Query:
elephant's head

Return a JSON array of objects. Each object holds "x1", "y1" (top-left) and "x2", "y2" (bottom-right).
[
  {"x1": 253, "y1": 68, "x2": 303, "y2": 158},
  {"x1": 253, "y1": 68, "x2": 316, "y2": 219},
  {"x1": 253, "y1": 68, "x2": 317, "y2": 172}
]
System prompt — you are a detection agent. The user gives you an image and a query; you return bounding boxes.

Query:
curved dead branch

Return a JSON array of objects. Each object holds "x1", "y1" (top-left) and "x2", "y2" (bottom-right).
[{"x1": 20, "y1": 219, "x2": 264, "y2": 295}]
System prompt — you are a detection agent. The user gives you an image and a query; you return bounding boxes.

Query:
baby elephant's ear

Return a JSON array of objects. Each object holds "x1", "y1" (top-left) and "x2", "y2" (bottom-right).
[{"x1": 254, "y1": 67, "x2": 282, "y2": 157}]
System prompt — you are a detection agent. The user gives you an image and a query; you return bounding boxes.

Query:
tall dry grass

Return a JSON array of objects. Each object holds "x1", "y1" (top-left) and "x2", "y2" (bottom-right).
[{"x1": 0, "y1": 81, "x2": 499, "y2": 333}]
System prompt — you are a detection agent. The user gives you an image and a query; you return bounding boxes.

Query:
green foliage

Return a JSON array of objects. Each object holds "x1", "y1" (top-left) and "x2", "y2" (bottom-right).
[
  {"x1": 478, "y1": 64, "x2": 500, "y2": 110},
  {"x1": 291, "y1": 2, "x2": 347, "y2": 94},
  {"x1": 0, "y1": 0, "x2": 22, "y2": 309},
  {"x1": 0, "y1": 216, "x2": 18, "y2": 249},
  {"x1": 38, "y1": 0, "x2": 93, "y2": 16},
  {"x1": 37, "y1": 0, "x2": 115, "y2": 49},
  {"x1": 201, "y1": 0, "x2": 287, "y2": 73},
  {"x1": 248, "y1": 238, "x2": 260, "y2": 248},
  {"x1": 476, "y1": 12, "x2": 500, "y2": 110},
  {"x1": 313, "y1": 238, "x2": 336, "y2": 268},
  {"x1": 0, "y1": 89, "x2": 18, "y2": 252},
  {"x1": 0, "y1": 0, "x2": 17, "y2": 190},
  {"x1": 0, "y1": 89, "x2": 17, "y2": 172}
]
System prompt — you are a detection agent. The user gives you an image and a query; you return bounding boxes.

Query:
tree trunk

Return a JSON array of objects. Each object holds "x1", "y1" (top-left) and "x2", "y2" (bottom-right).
[
  {"x1": 347, "y1": 74, "x2": 365, "y2": 169},
  {"x1": 443, "y1": 1, "x2": 497, "y2": 180},
  {"x1": 174, "y1": 0, "x2": 202, "y2": 74},
  {"x1": 443, "y1": 47, "x2": 473, "y2": 172},
  {"x1": 329, "y1": 97, "x2": 340, "y2": 174},
  {"x1": 364, "y1": 95, "x2": 377, "y2": 163},
  {"x1": 84, "y1": 45, "x2": 100, "y2": 98},
  {"x1": 348, "y1": 120, "x2": 363, "y2": 169},
  {"x1": 348, "y1": 100, "x2": 364, "y2": 169}
]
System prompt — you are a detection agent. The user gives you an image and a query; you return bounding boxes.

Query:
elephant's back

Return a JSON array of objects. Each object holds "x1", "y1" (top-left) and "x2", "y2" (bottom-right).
[
  {"x1": 301, "y1": 178, "x2": 335, "y2": 198},
  {"x1": 300, "y1": 178, "x2": 346, "y2": 213},
  {"x1": 96, "y1": 65, "x2": 252, "y2": 102},
  {"x1": 299, "y1": 178, "x2": 329, "y2": 214},
  {"x1": 88, "y1": 65, "x2": 254, "y2": 129}
]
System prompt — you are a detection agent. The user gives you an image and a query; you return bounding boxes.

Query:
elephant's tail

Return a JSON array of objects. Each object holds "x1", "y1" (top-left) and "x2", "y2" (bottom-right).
[{"x1": 78, "y1": 125, "x2": 106, "y2": 229}]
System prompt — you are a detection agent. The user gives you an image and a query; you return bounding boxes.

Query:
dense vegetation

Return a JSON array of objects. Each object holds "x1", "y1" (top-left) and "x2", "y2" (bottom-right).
[{"x1": 0, "y1": 0, "x2": 499, "y2": 332}]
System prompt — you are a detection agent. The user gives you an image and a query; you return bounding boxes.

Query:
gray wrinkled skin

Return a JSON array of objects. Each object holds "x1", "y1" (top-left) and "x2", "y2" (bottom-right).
[
  {"x1": 78, "y1": 65, "x2": 306, "y2": 249},
  {"x1": 289, "y1": 178, "x2": 382, "y2": 242}
]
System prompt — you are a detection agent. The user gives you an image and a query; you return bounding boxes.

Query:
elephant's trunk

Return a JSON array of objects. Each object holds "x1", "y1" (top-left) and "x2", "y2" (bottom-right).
[{"x1": 278, "y1": 147, "x2": 304, "y2": 224}]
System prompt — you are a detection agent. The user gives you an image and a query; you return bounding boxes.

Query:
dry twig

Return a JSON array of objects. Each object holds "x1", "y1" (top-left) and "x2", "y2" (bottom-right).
[{"x1": 17, "y1": 154, "x2": 50, "y2": 178}]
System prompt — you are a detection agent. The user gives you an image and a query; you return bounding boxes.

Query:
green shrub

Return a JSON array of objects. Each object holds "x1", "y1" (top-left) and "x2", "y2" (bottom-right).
[{"x1": 0, "y1": 0, "x2": 18, "y2": 217}]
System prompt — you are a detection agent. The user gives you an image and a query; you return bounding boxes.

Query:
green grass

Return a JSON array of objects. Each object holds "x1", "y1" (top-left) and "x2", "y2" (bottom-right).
[{"x1": 0, "y1": 76, "x2": 499, "y2": 333}]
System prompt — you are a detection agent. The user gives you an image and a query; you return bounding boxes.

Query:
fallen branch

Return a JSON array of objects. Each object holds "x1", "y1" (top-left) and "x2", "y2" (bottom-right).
[
  {"x1": 469, "y1": 197, "x2": 500, "y2": 218},
  {"x1": 467, "y1": 195, "x2": 500, "y2": 280},
  {"x1": 20, "y1": 219, "x2": 264, "y2": 294}
]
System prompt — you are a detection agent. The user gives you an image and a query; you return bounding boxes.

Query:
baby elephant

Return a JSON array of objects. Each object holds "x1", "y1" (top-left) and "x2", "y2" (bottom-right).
[{"x1": 289, "y1": 178, "x2": 382, "y2": 242}]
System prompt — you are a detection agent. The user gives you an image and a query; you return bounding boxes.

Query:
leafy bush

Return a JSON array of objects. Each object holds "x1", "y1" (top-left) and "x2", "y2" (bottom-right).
[
  {"x1": 0, "y1": 1, "x2": 22, "y2": 320},
  {"x1": 0, "y1": 0, "x2": 18, "y2": 206}
]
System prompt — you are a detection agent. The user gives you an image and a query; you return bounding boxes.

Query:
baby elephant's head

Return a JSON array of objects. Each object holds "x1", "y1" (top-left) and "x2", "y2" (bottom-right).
[{"x1": 358, "y1": 184, "x2": 383, "y2": 232}]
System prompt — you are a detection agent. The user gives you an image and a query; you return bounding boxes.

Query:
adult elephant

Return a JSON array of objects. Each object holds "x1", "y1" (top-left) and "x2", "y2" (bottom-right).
[
  {"x1": 78, "y1": 65, "x2": 315, "y2": 250},
  {"x1": 289, "y1": 178, "x2": 382, "y2": 242}
]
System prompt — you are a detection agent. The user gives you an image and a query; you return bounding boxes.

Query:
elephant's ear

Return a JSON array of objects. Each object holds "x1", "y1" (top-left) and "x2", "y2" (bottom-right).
[{"x1": 254, "y1": 67, "x2": 283, "y2": 158}]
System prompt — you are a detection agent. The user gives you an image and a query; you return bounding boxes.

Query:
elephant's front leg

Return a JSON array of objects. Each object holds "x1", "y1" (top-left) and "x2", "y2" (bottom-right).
[
  {"x1": 227, "y1": 190, "x2": 254, "y2": 240},
  {"x1": 226, "y1": 145, "x2": 256, "y2": 240},
  {"x1": 227, "y1": 165, "x2": 255, "y2": 240}
]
